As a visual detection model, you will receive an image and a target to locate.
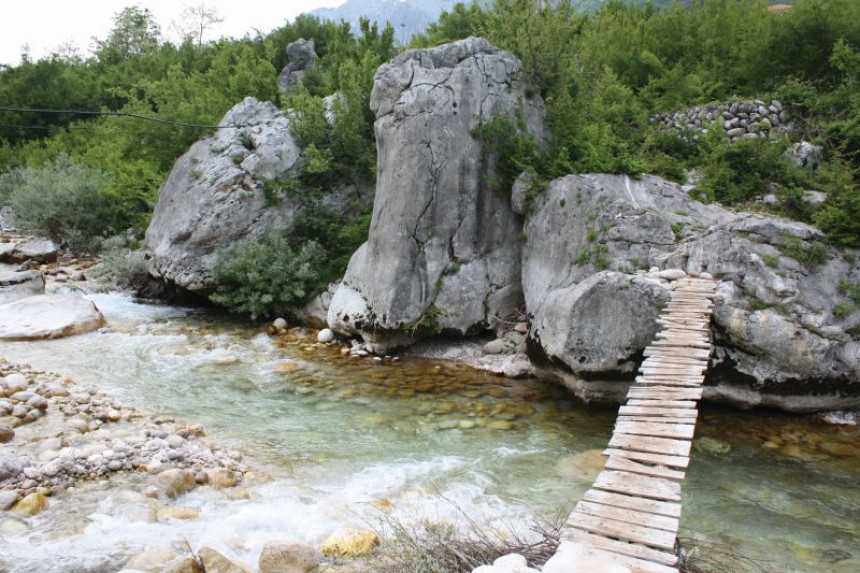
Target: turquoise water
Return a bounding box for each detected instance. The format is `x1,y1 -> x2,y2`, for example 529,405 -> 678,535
0,292 -> 857,571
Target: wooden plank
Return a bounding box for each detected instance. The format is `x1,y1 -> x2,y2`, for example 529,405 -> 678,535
562,528 -> 679,569
642,356 -> 708,370
608,433 -> 692,457
654,334 -> 710,344
618,406 -> 698,418
628,386 -> 704,400
583,487 -> 683,518
618,415 -> 696,425
640,367 -> 706,376
651,340 -> 711,350
593,470 -> 682,502
605,455 -> 686,481
634,377 -> 703,388
576,499 -> 680,533
627,399 -> 697,409
604,447 -> 689,469
615,421 -> 696,440
643,348 -> 711,359
641,358 -> 708,368
566,509 -> 678,550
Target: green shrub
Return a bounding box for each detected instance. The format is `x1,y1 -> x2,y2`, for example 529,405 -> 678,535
0,154 -> 114,251
761,254 -> 780,268
210,235 -> 326,320
833,301 -> 855,319
97,235 -> 149,287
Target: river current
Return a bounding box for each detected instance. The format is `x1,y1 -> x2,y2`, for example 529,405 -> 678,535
0,292 -> 858,572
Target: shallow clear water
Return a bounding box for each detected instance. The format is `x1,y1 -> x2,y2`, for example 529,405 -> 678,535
1,292 -> 858,572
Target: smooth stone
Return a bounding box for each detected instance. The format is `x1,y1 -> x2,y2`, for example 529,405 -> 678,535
125,548 -> 179,573
172,558 -> 205,573
320,528 -> 380,558
316,328 -> 335,343
206,468 -> 237,489
0,515 -> 30,535
273,318 -> 288,331
487,420 -> 514,431
155,469 -> 198,498
198,546 -> 251,573
0,490 -> 19,510
275,360 -> 301,373
694,436 -> 732,455
0,424 -> 13,443
12,492 -> 49,516
4,373 -> 28,392
0,294 -> 105,340
258,541 -> 322,573
157,506 -> 201,521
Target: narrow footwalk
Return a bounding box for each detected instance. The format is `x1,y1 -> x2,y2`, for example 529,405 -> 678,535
559,277 -> 717,573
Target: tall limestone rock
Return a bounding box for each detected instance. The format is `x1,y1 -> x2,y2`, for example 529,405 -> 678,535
327,37 -> 547,352
145,97 -> 369,293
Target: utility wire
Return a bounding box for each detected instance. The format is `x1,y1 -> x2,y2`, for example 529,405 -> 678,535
0,123 -> 99,131
0,105 -> 249,129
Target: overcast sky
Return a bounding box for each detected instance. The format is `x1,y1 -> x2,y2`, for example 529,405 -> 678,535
0,0 -> 347,66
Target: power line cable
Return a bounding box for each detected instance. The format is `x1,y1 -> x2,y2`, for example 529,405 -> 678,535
0,105 -> 249,129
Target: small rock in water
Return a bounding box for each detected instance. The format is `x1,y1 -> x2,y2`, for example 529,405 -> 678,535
155,469 -> 197,498
206,468 -> 237,488
3,373 -> 29,392
259,541 -> 322,573
320,528 -> 379,558
198,546 -> 250,573
156,505 -> 200,521
273,317 -> 288,331
316,328 -> 335,343
0,490 -> 19,510
12,492 -> 49,516
172,557 -> 205,573
125,547 -> 179,572
0,424 -> 13,443
694,436 -> 732,455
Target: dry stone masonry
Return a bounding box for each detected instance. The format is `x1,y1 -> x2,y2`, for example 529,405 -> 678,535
651,99 -> 789,142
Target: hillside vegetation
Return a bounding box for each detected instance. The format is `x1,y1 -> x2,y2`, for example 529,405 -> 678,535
0,1 -> 858,316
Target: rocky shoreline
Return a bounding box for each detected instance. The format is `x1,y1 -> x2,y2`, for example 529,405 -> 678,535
0,357 -> 248,509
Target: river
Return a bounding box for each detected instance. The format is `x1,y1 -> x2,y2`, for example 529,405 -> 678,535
0,292 -> 858,572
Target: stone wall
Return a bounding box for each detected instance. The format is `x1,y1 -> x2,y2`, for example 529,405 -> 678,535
651,99 -> 789,142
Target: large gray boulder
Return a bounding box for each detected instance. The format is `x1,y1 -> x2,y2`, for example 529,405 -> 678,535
0,237 -> 58,265
144,97 -> 369,293
0,294 -> 104,340
0,270 -> 45,304
523,174 -> 860,411
327,37 -> 547,352
278,38 -> 318,93
529,271 -> 672,402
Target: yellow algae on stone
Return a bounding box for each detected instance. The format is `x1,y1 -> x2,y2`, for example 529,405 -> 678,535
275,360 -> 302,373
12,492 -> 48,516
320,528 -> 380,558
157,506 -> 200,521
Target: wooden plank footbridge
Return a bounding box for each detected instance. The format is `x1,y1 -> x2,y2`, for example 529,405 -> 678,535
560,276 -> 717,572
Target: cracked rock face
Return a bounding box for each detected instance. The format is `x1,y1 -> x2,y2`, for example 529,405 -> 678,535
145,97 -> 369,294
328,37 -> 547,352
524,174 -> 860,411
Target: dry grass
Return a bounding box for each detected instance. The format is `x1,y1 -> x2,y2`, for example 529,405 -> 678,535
364,492 -> 565,573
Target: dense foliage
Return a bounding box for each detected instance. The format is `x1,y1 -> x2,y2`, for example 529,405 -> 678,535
416,0 -> 860,245
210,234 -> 327,319
1,0 -> 859,319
